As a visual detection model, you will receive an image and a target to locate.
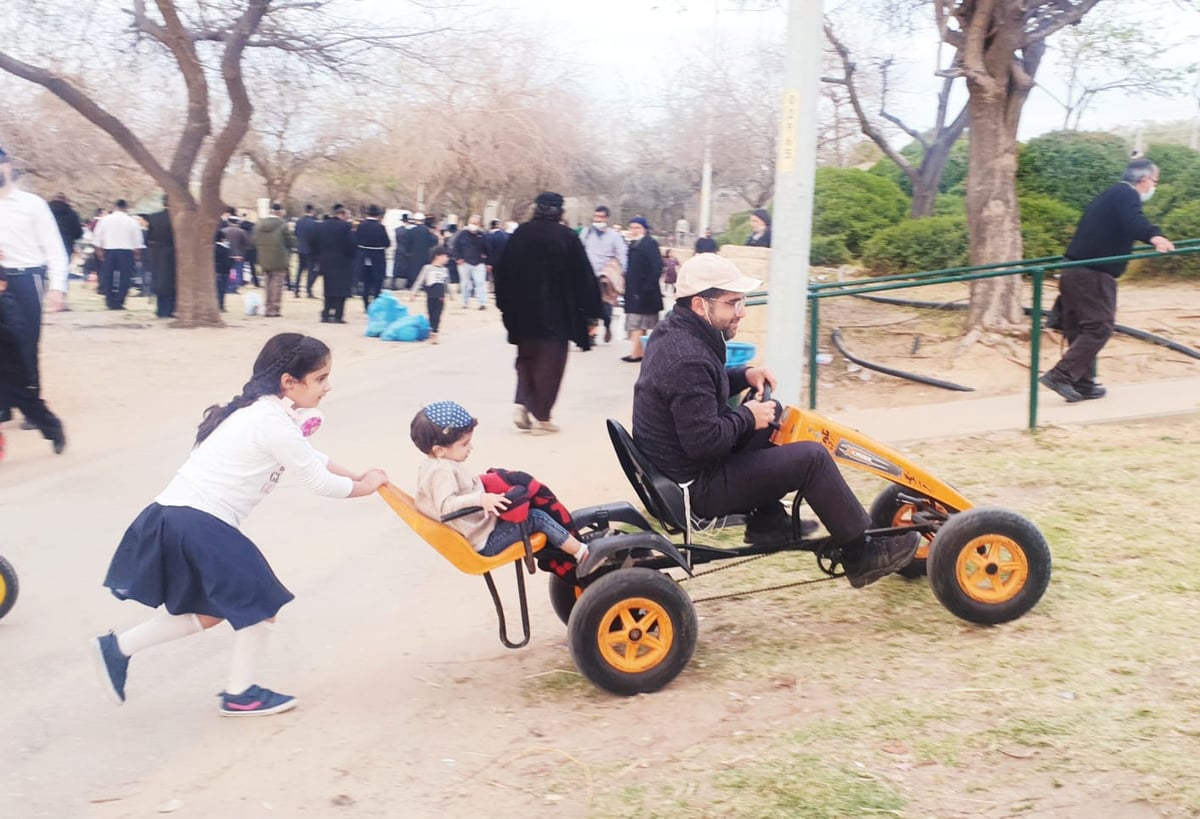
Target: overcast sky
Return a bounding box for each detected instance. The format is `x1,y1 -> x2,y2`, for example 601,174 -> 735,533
488,0 -> 1200,144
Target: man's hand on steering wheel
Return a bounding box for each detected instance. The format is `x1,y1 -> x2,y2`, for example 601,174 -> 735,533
744,398 -> 777,430
744,366 -> 777,398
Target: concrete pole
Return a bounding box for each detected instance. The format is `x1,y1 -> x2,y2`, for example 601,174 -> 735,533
764,0 -> 824,406
699,135 -> 713,232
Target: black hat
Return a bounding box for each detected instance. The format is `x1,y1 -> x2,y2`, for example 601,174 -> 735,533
751,208 -> 771,227
535,191 -> 564,209
366,204 -> 382,217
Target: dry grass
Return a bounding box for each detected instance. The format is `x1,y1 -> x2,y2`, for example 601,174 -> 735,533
584,415 -> 1200,817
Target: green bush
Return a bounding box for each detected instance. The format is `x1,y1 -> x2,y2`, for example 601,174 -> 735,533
809,235 -> 851,266
861,215 -> 969,275
1128,201 -> 1200,279
813,168 -> 908,254
1016,131 -> 1130,211
1019,194 -> 1080,259
933,194 -> 966,216
717,210 -> 754,247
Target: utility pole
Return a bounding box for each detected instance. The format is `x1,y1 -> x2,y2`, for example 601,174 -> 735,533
765,0 -> 824,406
699,134 -> 713,234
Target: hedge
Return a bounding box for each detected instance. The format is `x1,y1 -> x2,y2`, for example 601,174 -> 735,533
861,215 -> 969,275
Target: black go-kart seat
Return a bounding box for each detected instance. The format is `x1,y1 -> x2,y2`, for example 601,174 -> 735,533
606,419 -> 745,543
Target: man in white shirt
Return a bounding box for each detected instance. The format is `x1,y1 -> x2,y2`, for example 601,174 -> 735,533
0,145 -> 69,434
580,204 -> 628,344
94,198 -> 146,310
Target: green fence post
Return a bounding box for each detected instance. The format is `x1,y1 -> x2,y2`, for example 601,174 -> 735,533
1029,267 -> 1043,430
808,294 -> 820,410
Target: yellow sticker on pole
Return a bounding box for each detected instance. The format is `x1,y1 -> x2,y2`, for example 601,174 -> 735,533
778,90 -> 800,173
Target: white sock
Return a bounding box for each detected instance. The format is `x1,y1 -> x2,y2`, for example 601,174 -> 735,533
116,611 -> 203,656
575,544 -> 589,563
226,621 -> 273,696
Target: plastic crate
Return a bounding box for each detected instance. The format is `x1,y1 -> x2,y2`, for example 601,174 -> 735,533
724,341 -> 757,368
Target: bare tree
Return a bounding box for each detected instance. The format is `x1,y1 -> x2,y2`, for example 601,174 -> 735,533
823,22 -> 968,217
1036,12 -> 1192,131
0,1 -> 445,327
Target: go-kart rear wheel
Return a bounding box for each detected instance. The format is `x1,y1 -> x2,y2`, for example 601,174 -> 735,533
548,573 -> 583,626
567,568 -> 697,696
869,484 -> 932,579
927,507 -> 1050,625
0,556 -> 19,620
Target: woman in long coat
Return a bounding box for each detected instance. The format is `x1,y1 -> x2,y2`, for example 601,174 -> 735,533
621,217 -> 663,362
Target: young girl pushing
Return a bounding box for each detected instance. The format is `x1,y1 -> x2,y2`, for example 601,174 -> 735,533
410,401 -> 593,566
92,333 -> 388,717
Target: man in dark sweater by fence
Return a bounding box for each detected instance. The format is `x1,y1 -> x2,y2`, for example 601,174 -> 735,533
1040,158 -> 1174,403
631,254 -> 919,589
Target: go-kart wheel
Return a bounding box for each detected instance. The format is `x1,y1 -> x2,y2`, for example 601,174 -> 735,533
0,556 -> 19,620
869,484 -> 932,579
548,573 -> 583,626
927,507 -> 1050,625
567,568 -> 697,696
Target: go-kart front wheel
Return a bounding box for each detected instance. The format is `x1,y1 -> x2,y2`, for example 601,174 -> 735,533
567,568 -> 697,696
927,508 -> 1050,625
0,556 -> 19,620
869,484 -> 934,579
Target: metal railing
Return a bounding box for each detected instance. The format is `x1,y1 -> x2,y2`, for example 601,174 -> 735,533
746,238 -> 1200,429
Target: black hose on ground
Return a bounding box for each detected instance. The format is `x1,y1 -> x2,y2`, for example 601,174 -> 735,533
853,294 -> 1200,361
829,328 -> 975,392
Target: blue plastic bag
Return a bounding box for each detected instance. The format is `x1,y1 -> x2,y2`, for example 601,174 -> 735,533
366,292 -> 407,337
380,313 -> 431,342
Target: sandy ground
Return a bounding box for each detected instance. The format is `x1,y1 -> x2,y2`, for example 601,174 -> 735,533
2,276 -> 1198,818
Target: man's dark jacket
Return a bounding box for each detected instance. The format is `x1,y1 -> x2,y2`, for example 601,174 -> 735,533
401,225 -> 440,283
624,235 -> 664,316
311,218 -> 356,298
48,200 -> 83,253
353,218 -> 390,250
145,209 -> 176,297
693,236 -> 718,254
632,305 -> 754,484
452,228 -> 488,266
494,217 -> 602,349
294,215 -> 319,256
1065,183 -> 1161,277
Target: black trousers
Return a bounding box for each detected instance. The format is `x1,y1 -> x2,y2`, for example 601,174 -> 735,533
356,249 -> 385,309
1,385 -> 62,443
1051,266 -> 1116,383
156,291 -> 176,318
101,249 -> 136,309
1,270 -> 42,392
689,422 -> 871,545
514,338 -> 569,422
426,283 -> 445,333
322,296 -> 346,321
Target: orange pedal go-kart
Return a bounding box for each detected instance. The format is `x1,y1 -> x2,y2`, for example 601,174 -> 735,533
381,397 -> 1051,697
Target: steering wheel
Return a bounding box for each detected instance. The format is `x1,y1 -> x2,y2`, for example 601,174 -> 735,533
739,383 -> 779,430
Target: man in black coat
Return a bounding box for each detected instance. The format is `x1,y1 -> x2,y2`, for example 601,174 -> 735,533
402,214 -> 440,290
485,219 -> 509,278
311,204 -> 356,323
494,192 -> 602,435
144,196 -> 176,319
353,204 -> 390,310
48,193 -> 83,262
293,204 -> 319,297
1040,158 -> 1174,403
390,213 -> 412,290
693,228 -> 718,254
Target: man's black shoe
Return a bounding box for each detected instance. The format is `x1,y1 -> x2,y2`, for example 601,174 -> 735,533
51,425 -> 66,455
844,532 -> 920,589
1039,370 -> 1082,403
1074,379 -> 1106,400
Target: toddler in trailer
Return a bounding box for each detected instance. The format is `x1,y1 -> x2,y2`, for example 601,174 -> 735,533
409,246 -> 451,344
92,333 -> 389,717
410,401 -> 594,569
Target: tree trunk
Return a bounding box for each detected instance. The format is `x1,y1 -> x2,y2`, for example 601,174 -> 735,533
171,206 -> 222,328
910,182 -> 939,218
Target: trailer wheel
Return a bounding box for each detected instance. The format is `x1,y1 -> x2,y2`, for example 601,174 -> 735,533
548,573 -> 583,626
0,556 -> 19,620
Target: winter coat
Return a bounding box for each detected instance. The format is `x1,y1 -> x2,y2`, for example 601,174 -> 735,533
144,209 -> 176,296
253,215 -> 295,272
493,217 -> 602,349
311,218 -> 356,298
623,236 -> 664,316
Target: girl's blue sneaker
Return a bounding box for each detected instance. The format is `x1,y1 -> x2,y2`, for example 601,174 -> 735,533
218,685 -> 297,717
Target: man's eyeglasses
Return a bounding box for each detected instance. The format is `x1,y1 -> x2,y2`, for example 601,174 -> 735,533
705,296 -> 747,312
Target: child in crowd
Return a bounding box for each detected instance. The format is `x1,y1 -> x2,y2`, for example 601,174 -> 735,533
409,246 -> 450,344
410,401 -> 593,567
0,269 -> 66,455
92,333 -> 388,717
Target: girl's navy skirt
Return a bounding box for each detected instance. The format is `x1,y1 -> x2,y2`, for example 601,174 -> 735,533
104,503 -> 294,629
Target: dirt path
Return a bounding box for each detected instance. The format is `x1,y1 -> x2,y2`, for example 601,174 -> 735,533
2,280 -> 1198,817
